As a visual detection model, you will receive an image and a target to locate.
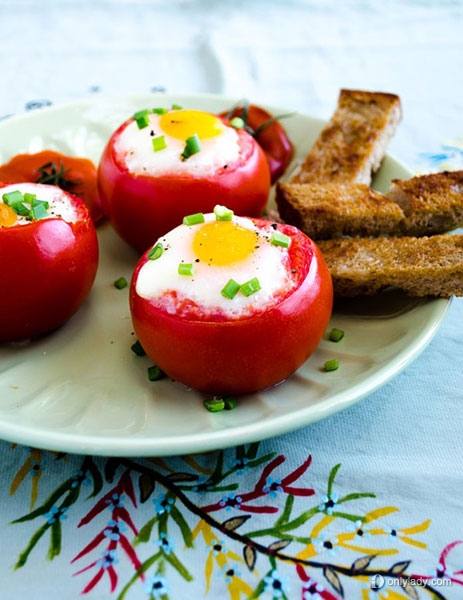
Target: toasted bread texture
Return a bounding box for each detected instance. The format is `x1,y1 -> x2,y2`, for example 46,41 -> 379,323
318,234 -> 463,297
276,182 -> 405,239
277,171 -> 463,239
291,89 -> 402,185
387,170 -> 463,235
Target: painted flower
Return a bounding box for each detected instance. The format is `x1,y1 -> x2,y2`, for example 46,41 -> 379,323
71,469 -> 91,488
96,549 -> 119,570
263,569 -> 289,599
155,532 -> 175,555
230,457 -> 249,474
191,475 -> 210,495
303,580 -> 325,599
385,523 -> 404,542
44,506 -> 68,525
105,492 -> 124,509
419,141 -> 463,170
221,563 -> 241,584
313,533 -> 339,556
219,493 -> 243,511
103,519 -> 127,541
346,519 -> 371,539
207,538 -> 227,557
29,460 -> 45,477
145,574 -> 170,599
263,477 -> 283,498
153,493 -> 174,515
318,492 -> 339,515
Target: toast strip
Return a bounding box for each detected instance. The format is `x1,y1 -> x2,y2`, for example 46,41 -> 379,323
318,234 -> 463,297
276,182 -> 404,239
291,89 -> 402,185
387,170 -> 463,235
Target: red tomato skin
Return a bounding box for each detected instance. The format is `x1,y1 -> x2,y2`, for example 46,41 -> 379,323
130,225 -> 333,396
97,118 -> 271,254
0,150 -> 104,225
0,187 -> 99,343
220,104 -> 294,184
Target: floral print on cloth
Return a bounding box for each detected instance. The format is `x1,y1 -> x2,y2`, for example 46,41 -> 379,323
8,444 -> 463,600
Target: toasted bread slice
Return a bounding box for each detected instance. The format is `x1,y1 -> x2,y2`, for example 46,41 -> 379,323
318,234 -> 463,297
291,89 -> 402,185
387,170 -> 463,235
276,182 -> 404,239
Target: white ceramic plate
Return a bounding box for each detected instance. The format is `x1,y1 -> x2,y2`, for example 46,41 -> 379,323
0,93 -> 450,457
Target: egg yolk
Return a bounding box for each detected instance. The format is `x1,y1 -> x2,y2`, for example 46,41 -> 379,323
159,109 -> 224,141
193,221 -> 258,266
0,203 -> 17,228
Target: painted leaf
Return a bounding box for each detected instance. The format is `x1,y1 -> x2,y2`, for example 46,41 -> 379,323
222,515 -> 252,531
401,579 -> 420,600
351,554 -> 376,573
268,539 -> 291,552
390,560 -> 411,575
323,565 -> 344,597
167,472 -> 199,482
243,545 -> 257,571
138,472 -> 155,503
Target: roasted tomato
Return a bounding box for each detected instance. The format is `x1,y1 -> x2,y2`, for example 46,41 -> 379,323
98,107 -> 271,254
130,207 -> 333,396
0,149 -> 103,224
0,182 -> 99,342
219,102 -> 294,184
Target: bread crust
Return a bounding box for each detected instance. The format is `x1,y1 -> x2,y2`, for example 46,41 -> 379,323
318,234 -> 463,297
276,182 -> 404,239
291,89 -> 402,185
387,170 -> 463,235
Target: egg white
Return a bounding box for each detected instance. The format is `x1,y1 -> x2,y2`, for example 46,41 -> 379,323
135,213 -> 297,318
0,182 -> 78,225
115,112 -> 241,177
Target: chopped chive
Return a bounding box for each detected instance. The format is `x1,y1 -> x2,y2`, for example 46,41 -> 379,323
133,109 -> 150,129
23,192 -> 37,203
324,359 -> 339,372
30,200 -> 49,220
131,340 -> 146,356
2,190 -> 23,205
3,190 -> 49,220
181,133 -> 201,159
221,278 -> 241,299
114,277 -> 128,289
152,107 -> 168,115
204,398 -> 225,412
329,328 -> 344,342
223,396 -> 237,410
183,212 -> 205,226
214,205 -> 234,221
148,365 -> 165,381
148,242 -> 164,260
171,103 -> 183,110
240,277 -> 261,297
271,230 -> 291,248
152,135 -> 167,152
178,263 -> 194,276
229,116 -> 245,130
13,202 -> 30,216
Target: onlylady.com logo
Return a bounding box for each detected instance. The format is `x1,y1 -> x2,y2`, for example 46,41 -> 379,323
371,573 -> 452,590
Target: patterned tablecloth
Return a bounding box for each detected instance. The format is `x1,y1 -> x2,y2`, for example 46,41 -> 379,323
1,1 -> 463,599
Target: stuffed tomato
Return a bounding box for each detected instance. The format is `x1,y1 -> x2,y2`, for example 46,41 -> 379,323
130,206 -> 333,395
0,182 -> 99,342
98,107 -> 271,254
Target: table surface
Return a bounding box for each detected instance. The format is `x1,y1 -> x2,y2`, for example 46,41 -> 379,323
1,1 -> 463,599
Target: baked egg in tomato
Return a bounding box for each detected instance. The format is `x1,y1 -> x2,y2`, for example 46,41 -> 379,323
130,206 -> 333,395
0,182 -> 99,342
98,107 -> 271,253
